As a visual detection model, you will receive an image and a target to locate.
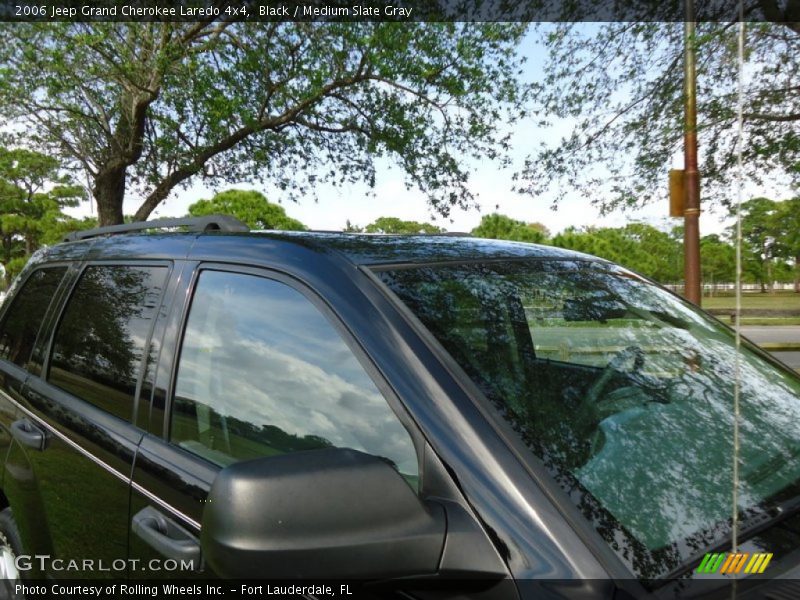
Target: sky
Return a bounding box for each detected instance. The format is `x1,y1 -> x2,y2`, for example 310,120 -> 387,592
61,26 -> 792,237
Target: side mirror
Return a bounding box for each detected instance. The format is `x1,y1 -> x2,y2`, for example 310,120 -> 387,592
201,447 -> 446,579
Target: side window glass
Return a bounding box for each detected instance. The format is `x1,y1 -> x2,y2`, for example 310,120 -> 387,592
49,265 -> 168,422
0,267 -> 66,368
171,270 -> 419,488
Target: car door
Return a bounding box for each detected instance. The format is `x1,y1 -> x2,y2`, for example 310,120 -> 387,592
0,265 -> 72,569
128,264 -> 422,579
5,261 -> 171,579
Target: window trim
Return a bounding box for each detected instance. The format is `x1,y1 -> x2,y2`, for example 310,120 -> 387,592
42,260 -> 174,425
163,262 -> 425,483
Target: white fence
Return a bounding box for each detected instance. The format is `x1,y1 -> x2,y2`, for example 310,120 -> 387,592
665,282 -> 797,293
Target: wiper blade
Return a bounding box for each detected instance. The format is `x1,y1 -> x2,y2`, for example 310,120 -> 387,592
659,497 -> 800,583
744,444 -> 800,487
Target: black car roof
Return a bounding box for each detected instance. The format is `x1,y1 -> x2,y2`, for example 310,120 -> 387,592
252,231 -> 599,265
37,229 -> 603,268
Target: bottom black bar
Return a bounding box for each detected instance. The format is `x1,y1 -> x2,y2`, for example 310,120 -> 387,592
4,578 -> 800,600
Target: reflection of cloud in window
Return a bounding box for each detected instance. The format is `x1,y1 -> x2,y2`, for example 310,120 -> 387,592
176,326 -> 416,472
221,287 -> 368,383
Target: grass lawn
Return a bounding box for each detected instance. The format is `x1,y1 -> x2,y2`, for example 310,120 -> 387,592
738,317 -> 800,326
702,291 -> 800,311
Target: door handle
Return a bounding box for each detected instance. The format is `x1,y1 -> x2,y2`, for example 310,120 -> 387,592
132,506 -> 201,568
10,419 -> 47,451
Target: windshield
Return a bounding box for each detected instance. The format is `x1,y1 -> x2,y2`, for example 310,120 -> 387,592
378,259 -> 800,580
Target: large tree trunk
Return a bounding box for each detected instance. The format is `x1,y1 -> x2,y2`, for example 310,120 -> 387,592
92,86 -> 156,226
767,259 -> 774,294
93,166 -> 127,226
2,235 -> 11,268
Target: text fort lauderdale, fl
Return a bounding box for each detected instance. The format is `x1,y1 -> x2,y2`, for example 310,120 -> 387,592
17,583 -> 353,596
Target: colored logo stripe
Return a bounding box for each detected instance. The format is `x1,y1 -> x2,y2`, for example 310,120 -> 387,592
697,553 -> 726,573
697,552 -> 773,574
744,553 -> 773,574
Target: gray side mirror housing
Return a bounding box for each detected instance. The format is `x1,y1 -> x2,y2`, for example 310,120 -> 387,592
201,447 -> 446,579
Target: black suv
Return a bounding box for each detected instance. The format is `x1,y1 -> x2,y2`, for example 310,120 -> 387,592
1,216 -> 800,599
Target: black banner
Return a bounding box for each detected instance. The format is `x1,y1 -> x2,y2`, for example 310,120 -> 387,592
1,0 -> 799,23
5,577 -> 800,600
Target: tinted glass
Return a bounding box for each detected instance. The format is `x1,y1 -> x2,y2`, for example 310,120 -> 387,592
49,265 -> 168,422
379,260 -> 800,580
171,270 -> 418,487
0,267 -> 66,368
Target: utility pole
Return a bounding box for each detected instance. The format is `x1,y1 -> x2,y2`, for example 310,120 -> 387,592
683,0 -> 701,305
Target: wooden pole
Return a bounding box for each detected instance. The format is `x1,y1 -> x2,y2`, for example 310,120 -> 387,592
683,3 -> 702,305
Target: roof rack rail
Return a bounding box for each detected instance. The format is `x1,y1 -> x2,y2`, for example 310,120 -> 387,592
62,214 -> 250,242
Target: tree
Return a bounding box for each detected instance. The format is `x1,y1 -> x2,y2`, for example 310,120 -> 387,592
773,197 -> 800,292
551,223 -> 682,283
551,226 -> 640,270
732,197 -> 783,292
621,223 -> 683,283
699,234 -> 735,293
0,22 -> 530,226
187,189 -> 306,231
359,216 -> 443,234
343,219 -> 363,233
0,148 -> 85,283
520,19 -> 799,213
471,213 -> 550,243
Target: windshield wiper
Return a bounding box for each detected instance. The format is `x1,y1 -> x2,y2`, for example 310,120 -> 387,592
659,496 -> 800,583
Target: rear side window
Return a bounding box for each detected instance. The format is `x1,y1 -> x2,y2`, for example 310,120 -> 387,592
170,270 -> 419,487
48,265 -> 168,422
0,267 -> 66,368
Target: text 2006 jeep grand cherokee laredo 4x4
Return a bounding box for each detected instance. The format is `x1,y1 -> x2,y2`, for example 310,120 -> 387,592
0,215 -> 800,600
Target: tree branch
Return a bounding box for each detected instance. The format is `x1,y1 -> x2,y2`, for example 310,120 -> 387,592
133,69 -> 373,220
744,111 -> 800,122
293,116 -> 368,135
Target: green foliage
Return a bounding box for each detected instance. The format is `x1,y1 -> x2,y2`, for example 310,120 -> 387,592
548,223 -> 684,282
360,216 -> 444,234
538,198 -> 798,287
732,197 -> 777,290
522,21 -> 799,213
470,213 -> 550,243
700,234 -> 736,284
3,256 -> 29,285
187,189 -> 306,231
0,147 -> 86,285
774,197 -> 800,258
730,197 -> 799,290
774,197 -> 800,290
0,22 -> 530,225
42,215 -> 98,246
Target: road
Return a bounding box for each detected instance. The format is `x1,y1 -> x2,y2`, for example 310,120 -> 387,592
740,326 -> 800,345
741,326 -> 800,370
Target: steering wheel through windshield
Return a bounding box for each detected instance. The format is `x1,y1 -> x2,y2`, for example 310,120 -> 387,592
584,345 -> 646,407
